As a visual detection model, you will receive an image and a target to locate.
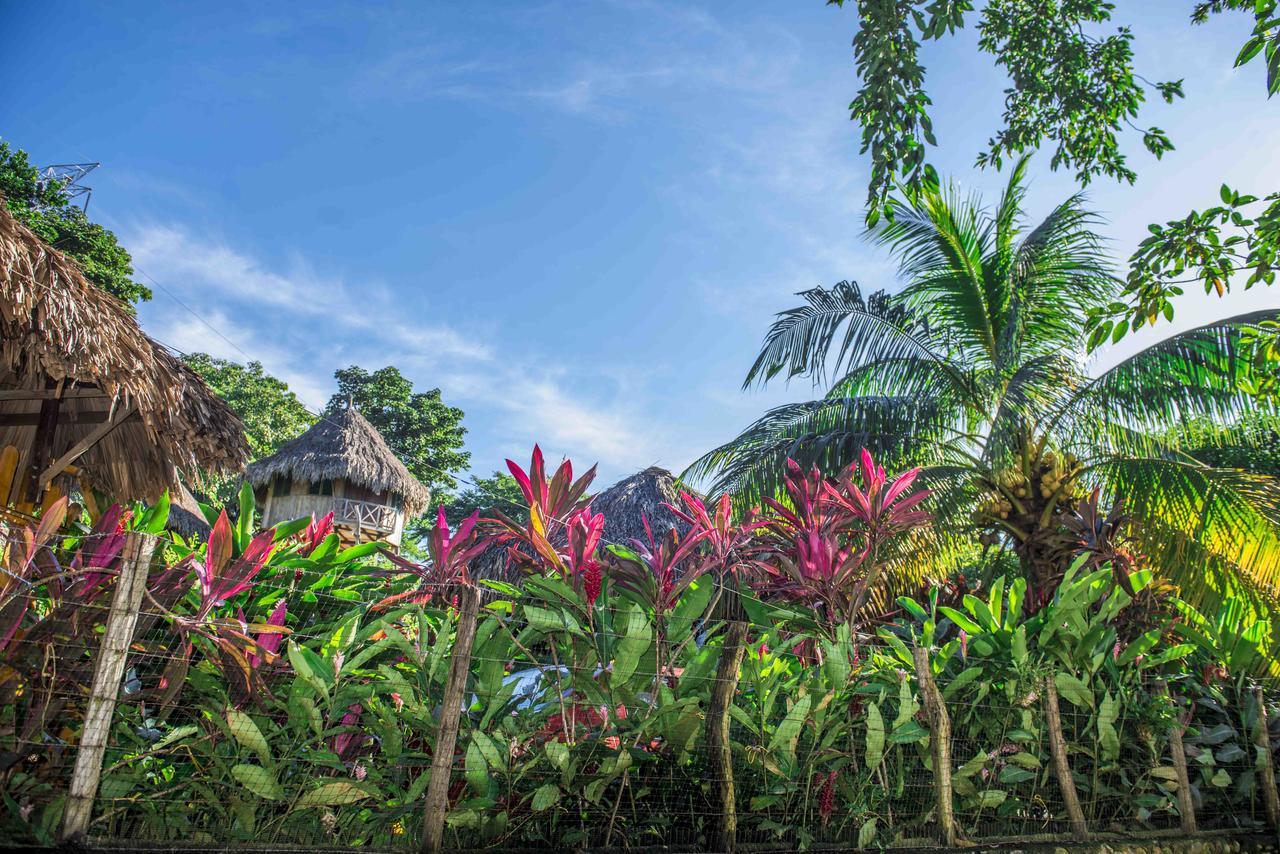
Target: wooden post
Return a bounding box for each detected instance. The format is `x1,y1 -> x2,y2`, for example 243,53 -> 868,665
1254,687 -> 1279,832
420,586 -> 480,854
1043,677 -> 1089,841
25,379 -> 63,504
706,618 -> 748,853
1157,680 -> 1197,833
61,533 -> 156,841
912,647 -> 956,847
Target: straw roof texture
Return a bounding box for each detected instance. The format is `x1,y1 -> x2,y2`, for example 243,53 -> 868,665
472,466 -> 694,584
0,200 -> 249,502
245,406 -> 431,517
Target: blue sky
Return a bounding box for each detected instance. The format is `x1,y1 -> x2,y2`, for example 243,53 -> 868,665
4,1 -> 1278,491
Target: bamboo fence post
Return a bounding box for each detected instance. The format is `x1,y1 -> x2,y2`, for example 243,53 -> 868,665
1254,687 -> 1279,833
912,647 -> 956,847
420,585 -> 480,854
706,617 -> 748,854
61,533 -> 156,842
1043,677 -> 1089,842
1156,680 -> 1197,834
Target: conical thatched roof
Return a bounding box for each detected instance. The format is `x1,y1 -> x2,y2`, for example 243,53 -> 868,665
592,466 -> 694,545
471,466 -> 695,583
0,199 -> 249,502
245,405 -> 430,517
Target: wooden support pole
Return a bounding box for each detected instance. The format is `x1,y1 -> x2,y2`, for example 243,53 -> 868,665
60,533 -> 156,842
1254,687 -> 1279,832
1157,680 -> 1197,834
420,586 -> 480,854
37,404 -> 137,491
1043,677 -> 1089,842
25,379 -> 63,503
912,647 -> 956,847
706,618 -> 748,854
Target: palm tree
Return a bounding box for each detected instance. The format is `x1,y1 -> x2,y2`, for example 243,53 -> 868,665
688,159 -> 1280,624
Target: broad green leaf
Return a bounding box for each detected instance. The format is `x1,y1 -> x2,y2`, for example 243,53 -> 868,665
941,666 -> 983,700
287,640 -> 333,699
865,702 -> 885,768
523,604 -> 583,637
226,709 -> 271,764
1098,691 -> 1120,763
293,781 -> 371,808
1054,672 -> 1095,710
471,730 -> 507,773
231,764 -> 281,801
939,606 -> 983,635
611,604 -> 651,687
769,694 -> 811,762
152,725 -> 199,750
858,817 -> 877,848
531,783 -> 561,811
975,789 -> 1007,808
545,740 -> 569,772
1116,628 -> 1162,667
466,740 -> 488,795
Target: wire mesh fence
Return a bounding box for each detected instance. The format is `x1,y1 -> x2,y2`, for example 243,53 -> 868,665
1,521 -> 1278,851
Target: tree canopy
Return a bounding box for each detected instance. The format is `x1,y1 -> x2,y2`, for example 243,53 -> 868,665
184,354 -> 315,460
326,365 -> 469,499
0,141 -> 150,305
690,161 -> 1280,627
828,0 -> 1280,348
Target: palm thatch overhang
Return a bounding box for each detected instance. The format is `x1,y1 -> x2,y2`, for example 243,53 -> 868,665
472,466 -> 697,585
0,199 -> 249,506
244,406 -> 431,517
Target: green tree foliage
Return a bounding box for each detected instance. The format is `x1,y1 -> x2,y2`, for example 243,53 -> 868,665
326,365 -> 469,499
0,141 -> 150,305
184,354 -> 315,459
827,1 -> 1278,333
442,471 -> 527,526
183,354 -> 315,504
689,160 -> 1280,618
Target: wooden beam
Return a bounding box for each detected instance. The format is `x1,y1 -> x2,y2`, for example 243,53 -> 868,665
26,380 -> 63,502
0,388 -> 110,401
37,404 -> 138,491
0,410 -> 139,428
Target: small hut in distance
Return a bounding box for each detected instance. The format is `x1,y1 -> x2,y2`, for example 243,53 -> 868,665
245,402 -> 430,547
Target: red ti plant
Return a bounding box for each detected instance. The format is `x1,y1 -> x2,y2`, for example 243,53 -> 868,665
150,511 -> 284,709
610,515 -> 712,618
754,450 -> 930,630
297,510 -> 335,557
667,491 -> 768,579
567,507 -> 606,608
373,506 -> 487,611
489,445 -> 598,577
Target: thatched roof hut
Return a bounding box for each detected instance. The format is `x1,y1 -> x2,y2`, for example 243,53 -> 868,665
472,466 -> 695,583
245,404 -> 429,546
245,405 -> 430,516
0,200 -> 249,506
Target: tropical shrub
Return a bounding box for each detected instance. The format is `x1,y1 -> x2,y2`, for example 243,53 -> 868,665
0,451 -> 1276,849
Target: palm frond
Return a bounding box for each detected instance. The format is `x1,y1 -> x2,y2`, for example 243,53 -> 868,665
743,280 -> 941,389
1091,455 -> 1280,605
683,395 -> 956,504
1064,310 -> 1280,435
874,183 -> 999,362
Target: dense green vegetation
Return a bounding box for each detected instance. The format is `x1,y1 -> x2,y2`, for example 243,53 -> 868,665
690,160 -> 1280,652
0,141 -> 149,305
1,449 -> 1275,848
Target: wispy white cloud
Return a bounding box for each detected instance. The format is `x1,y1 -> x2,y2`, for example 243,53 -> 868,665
129,223 -> 661,478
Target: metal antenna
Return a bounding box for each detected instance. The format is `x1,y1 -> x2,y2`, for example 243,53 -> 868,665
35,163 -> 101,212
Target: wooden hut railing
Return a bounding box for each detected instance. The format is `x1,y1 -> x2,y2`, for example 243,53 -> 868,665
265,494 -> 399,533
